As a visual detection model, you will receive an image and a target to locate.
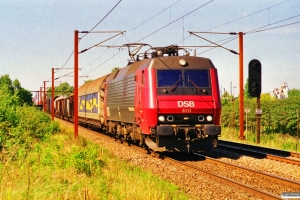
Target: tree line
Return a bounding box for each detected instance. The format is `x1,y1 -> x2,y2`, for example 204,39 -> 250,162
221,81 -> 300,136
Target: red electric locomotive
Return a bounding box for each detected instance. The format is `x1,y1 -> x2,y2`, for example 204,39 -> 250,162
77,44 -> 221,152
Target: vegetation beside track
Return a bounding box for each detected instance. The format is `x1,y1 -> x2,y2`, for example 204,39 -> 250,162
1,127 -> 189,199
1,74 -> 299,198
0,74 -> 189,200
221,88 -> 300,152
220,127 -> 299,152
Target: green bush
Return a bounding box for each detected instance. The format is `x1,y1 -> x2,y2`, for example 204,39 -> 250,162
0,75 -> 60,161
67,144 -> 105,176
221,95 -> 300,136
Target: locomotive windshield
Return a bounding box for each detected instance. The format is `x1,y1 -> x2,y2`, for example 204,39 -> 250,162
157,69 -> 210,95
157,70 -> 209,88
157,70 -> 183,87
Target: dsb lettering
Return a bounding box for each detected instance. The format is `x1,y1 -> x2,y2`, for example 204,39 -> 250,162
177,101 -> 195,107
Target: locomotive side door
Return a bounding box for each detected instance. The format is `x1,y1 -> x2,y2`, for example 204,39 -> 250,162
134,70 -> 145,128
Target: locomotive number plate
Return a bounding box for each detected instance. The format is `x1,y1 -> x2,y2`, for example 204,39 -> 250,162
182,109 -> 192,113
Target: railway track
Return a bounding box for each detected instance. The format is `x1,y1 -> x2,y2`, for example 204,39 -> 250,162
218,140 -> 300,166
160,155 -> 283,200
139,149 -> 300,199
55,118 -> 299,199
159,151 -> 300,199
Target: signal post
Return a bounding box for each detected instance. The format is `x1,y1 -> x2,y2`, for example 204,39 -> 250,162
248,59 -> 262,144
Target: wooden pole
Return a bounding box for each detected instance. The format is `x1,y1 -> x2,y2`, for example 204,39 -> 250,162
256,97 -> 261,144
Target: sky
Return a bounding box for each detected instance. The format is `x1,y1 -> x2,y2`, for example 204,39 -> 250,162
1,0 -> 300,98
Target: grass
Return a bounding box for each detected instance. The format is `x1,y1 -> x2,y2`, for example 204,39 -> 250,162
0,126 -> 192,200
220,127 -> 300,152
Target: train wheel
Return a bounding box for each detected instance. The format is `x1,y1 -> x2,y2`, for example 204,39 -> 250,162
119,136 -> 123,144
124,135 -> 131,146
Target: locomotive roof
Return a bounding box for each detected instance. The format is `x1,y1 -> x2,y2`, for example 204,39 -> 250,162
107,55 -> 215,83
78,45 -> 216,95
148,56 -> 215,70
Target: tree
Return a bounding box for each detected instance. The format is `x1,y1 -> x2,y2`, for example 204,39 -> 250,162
111,67 -> 120,72
83,80 -> 93,85
0,75 -> 32,106
0,74 -> 14,95
46,82 -> 74,97
221,90 -> 233,106
244,78 -> 252,99
288,88 -> 300,98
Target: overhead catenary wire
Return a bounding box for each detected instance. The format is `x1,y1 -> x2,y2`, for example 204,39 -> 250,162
246,14 -> 300,34
46,0 -> 122,83
83,0 -> 295,78
58,51 -> 74,71
204,0 -> 291,31
189,31 -> 238,54
127,0 -> 181,33
82,0 -> 183,74
82,33 -> 127,71
50,0 -> 297,85
192,1 -> 299,55
128,0 -> 181,42
196,36 -> 238,55
194,16 -> 300,55
80,0 -> 123,40
198,14 -> 300,54
175,0 -> 292,48
82,0 -> 214,77
79,31 -> 126,54
54,71 -> 74,80
137,0 -> 214,42
85,50 -> 123,75
247,21 -> 300,34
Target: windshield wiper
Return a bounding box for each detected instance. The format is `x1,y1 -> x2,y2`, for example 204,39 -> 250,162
189,79 -> 206,93
169,79 -> 180,92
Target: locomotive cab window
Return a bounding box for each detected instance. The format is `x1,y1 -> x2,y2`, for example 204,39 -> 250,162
184,70 -> 209,88
157,69 -> 211,95
157,70 -> 182,87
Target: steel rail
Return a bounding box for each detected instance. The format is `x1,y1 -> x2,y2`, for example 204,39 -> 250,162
218,142 -> 300,166
161,154 -> 281,200
194,153 -> 300,191
219,140 -> 300,158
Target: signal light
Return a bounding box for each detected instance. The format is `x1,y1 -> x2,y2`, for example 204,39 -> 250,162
248,59 -> 261,97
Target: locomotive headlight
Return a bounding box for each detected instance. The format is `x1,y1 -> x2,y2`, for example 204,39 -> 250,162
198,115 -> 205,122
158,116 -> 165,122
206,115 -> 213,122
167,115 -> 174,122
157,50 -> 163,57
179,59 -> 186,66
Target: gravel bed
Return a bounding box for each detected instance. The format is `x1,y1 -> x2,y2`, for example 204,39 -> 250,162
187,156 -> 299,197
206,148 -> 300,182
56,119 -> 260,199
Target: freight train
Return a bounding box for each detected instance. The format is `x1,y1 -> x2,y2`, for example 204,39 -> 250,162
51,44 -> 222,152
